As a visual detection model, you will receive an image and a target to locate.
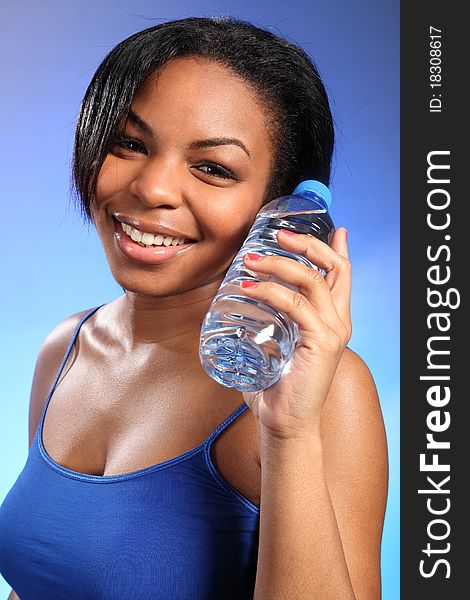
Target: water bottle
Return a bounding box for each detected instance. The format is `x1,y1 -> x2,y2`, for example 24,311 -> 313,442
199,180 -> 334,393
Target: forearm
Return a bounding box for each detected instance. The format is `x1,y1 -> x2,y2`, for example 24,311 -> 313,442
253,433 -> 356,600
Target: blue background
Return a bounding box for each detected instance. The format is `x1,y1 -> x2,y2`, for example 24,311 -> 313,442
0,0 -> 399,597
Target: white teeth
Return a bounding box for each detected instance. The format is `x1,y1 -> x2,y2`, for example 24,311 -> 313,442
141,232 -> 155,245
130,229 -> 143,243
120,221 -> 187,246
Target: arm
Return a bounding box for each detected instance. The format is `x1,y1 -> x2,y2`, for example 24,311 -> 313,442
27,309 -> 92,446
4,311 -> 91,600
241,227 -> 388,599
254,348 -> 388,600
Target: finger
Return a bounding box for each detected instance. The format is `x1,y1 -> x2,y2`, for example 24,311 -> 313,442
242,252 -> 340,326
239,279 -> 345,350
330,227 -> 349,260
324,227 -> 351,326
276,229 -> 352,327
276,229 -> 349,276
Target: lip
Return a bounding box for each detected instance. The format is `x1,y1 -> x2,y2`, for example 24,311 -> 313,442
113,217 -> 197,265
113,213 -> 197,240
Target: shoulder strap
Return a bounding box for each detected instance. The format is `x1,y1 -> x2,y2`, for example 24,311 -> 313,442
44,305 -> 104,406
206,402 -> 249,446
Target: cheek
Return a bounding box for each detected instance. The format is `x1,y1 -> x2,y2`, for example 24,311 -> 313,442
201,202 -> 258,243
95,155 -> 129,203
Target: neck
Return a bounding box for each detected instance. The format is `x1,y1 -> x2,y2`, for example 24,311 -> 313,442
114,278 -> 224,351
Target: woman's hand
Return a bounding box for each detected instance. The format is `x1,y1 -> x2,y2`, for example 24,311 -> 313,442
241,227 -> 352,441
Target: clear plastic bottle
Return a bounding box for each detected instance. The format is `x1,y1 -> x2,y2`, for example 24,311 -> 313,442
199,180 -> 334,393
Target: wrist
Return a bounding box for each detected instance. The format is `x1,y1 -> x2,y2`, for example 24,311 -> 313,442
258,426 -> 324,465
256,416 -> 323,446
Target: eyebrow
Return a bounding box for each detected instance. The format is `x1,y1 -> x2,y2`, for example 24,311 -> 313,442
126,109 -> 251,158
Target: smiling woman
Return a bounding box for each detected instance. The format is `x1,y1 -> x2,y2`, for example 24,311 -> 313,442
92,55 -> 276,280
0,15 -> 387,600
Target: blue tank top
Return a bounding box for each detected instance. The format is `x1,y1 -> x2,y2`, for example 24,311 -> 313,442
0,305 -> 260,599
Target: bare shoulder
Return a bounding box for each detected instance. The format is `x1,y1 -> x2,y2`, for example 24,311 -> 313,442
321,346 -> 388,482
28,307 -> 96,447
321,346 -> 386,441
320,346 -> 388,598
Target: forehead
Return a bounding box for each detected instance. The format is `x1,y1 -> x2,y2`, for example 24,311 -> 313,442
130,56 -> 270,149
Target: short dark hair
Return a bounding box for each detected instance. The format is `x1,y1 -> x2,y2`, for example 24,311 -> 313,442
70,15 -> 334,224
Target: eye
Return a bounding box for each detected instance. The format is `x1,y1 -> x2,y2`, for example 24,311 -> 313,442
111,135 -> 147,154
194,162 -> 237,180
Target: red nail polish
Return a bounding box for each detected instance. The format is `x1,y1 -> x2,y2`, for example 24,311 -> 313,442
241,280 -> 258,288
246,252 -> 263,261
279,229 -> 296,236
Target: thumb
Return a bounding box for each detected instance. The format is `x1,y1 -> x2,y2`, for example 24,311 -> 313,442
330,226 -> 349,260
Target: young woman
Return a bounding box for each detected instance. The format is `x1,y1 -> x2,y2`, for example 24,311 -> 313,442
0,16 -> 388,600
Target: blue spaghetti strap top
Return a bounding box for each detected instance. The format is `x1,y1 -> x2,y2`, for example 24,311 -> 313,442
0,305 -> 260,600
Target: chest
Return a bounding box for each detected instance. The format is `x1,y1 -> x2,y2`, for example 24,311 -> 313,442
41,350 -> 261,508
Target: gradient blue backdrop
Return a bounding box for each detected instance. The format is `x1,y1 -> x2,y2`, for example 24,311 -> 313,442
0,1 -> 399,597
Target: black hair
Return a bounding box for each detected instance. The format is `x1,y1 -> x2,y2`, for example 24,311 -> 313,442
70,15 -> 334,224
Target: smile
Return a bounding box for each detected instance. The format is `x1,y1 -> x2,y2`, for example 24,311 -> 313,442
119,221 -> 189,247
113,218 -> 197,265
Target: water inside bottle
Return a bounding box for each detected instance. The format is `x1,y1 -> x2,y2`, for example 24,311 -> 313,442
199,206 -> 334,392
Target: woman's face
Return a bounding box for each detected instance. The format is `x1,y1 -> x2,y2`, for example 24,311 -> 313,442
92,56 -> 274,298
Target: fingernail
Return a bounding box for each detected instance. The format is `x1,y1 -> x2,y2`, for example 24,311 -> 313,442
345,228 -> 348,240
246,252 -> 264,261
241,280 -> 258,288
279,229 -> 296,236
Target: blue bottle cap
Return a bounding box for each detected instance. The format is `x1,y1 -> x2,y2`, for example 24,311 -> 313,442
292,180 -> 332,209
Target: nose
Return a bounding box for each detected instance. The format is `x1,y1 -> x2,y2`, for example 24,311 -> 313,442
128,156 -> 183,209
